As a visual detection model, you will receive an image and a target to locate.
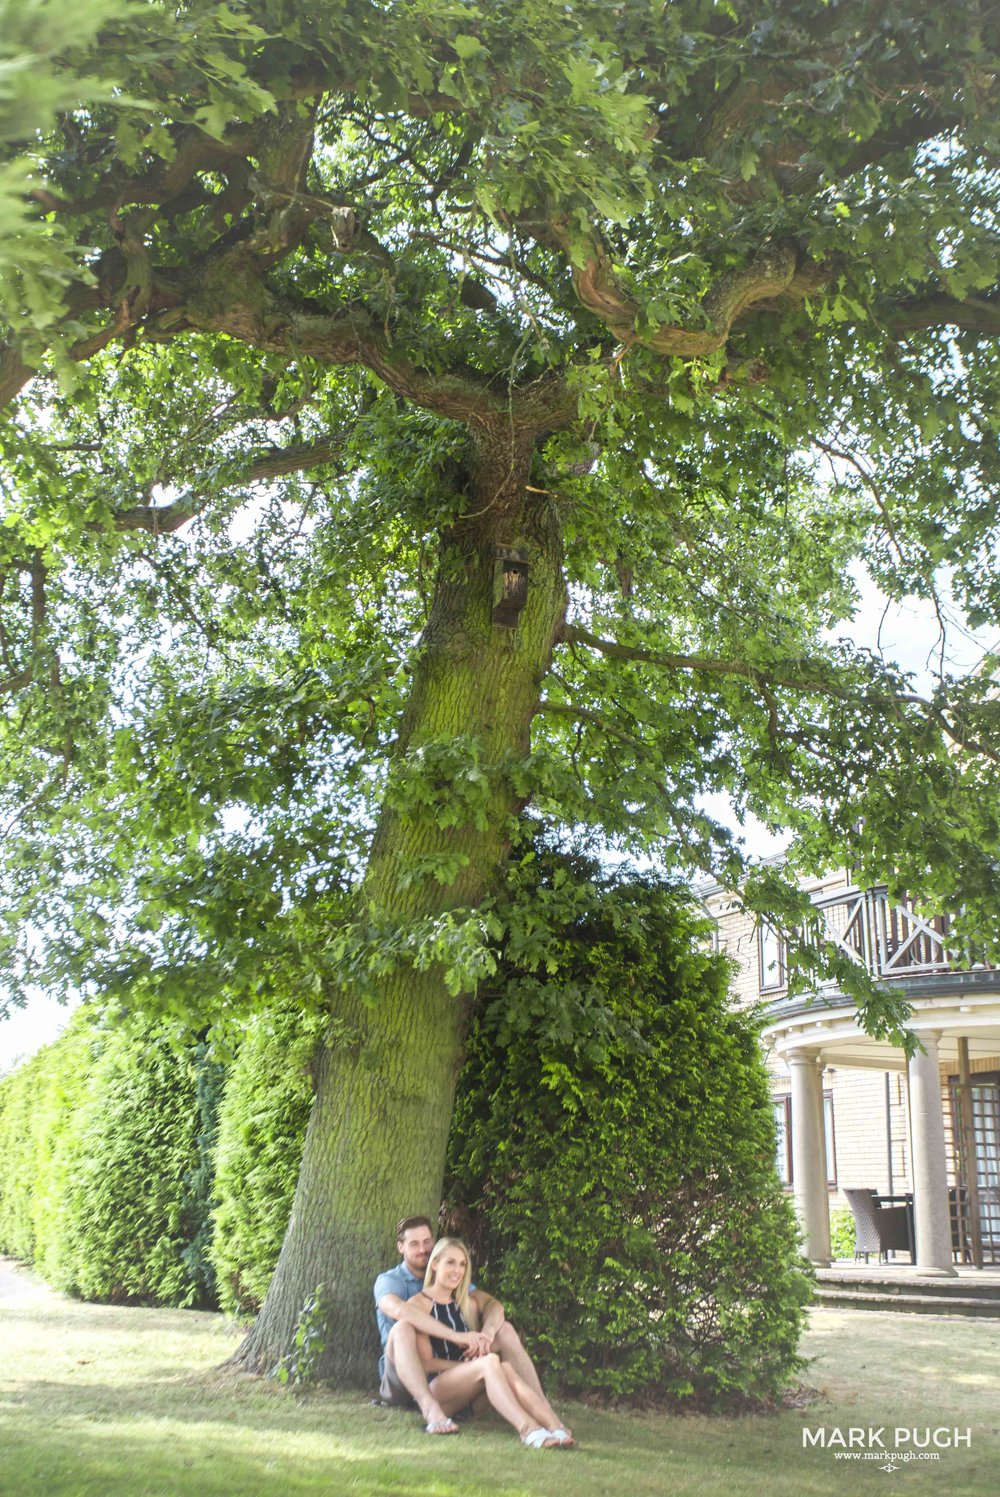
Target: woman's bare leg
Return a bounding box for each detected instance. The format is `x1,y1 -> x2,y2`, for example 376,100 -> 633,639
431,1355 -> 557,1444
479,1356 -> 560,1444
425,1359 -> 491,1417
500,1363 -> 569,1436
491,1324 -> 572,1437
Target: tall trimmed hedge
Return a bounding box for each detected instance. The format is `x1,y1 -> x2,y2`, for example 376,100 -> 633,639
0,1013 -> 95,1271
63,1024 -> 223,1305
0,1001 -> 318,1318
209,1003 -> 321,1315
0,1011 -> 221,1307
445,854 -> 811,1406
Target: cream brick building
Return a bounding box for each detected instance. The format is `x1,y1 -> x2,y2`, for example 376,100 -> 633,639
698,867 -> 1000,1273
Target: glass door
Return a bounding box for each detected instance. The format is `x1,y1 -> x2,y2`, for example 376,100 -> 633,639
970,1078 -> 1000,1265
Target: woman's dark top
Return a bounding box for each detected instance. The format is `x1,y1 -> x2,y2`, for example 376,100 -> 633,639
428,1298 -> 468,1363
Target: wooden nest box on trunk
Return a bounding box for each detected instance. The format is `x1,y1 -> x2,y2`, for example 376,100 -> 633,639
492,547 -> 530,627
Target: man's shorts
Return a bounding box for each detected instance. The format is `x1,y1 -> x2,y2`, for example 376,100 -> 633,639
378,1349 -> 416,1408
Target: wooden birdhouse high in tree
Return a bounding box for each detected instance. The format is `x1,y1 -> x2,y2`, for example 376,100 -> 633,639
492,547 -> 530,627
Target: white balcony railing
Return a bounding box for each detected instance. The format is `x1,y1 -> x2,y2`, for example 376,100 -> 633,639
808,885 -> 992,983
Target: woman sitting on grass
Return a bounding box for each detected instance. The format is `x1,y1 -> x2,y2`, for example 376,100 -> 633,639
414,1237 -> 574,1449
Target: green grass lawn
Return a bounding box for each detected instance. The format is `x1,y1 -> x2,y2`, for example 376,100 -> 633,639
1,1259 -> 997,1497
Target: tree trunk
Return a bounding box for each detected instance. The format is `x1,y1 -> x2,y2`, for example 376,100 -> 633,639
231,431 -> 566,1383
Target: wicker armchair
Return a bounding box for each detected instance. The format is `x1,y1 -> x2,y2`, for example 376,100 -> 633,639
844,1188 -> 913,1263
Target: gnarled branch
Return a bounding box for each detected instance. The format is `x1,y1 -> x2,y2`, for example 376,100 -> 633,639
167,249 -> 578,433
548,224 -> 819,355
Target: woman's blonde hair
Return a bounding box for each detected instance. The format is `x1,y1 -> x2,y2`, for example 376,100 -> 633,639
423,1236 -> 478,1329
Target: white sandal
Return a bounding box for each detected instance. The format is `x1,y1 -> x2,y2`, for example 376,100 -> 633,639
521,1427 -> 556,1449
425,1417 -> 459,1435
547,1427 -> 576,1447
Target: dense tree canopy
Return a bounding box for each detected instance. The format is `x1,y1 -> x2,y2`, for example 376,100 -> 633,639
1,0 -> 999,1380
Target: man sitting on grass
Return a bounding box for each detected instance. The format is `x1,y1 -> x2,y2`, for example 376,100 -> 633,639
373,1215 -> 561,1436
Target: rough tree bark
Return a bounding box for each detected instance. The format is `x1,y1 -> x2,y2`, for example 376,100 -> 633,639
231,425 -> 567,1382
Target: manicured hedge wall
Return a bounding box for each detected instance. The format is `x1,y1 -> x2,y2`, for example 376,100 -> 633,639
209,1003 -> 321,1315
0,1011 -> 222,1307
0,1013 -> 95,1272
0,1002 -> 318,1318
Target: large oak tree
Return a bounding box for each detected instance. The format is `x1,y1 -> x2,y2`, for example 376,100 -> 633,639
1,0 -> 999,1381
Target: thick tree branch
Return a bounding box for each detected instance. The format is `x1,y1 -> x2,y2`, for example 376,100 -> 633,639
38,127 -> 255,221
163,251 -> 578,433
4,235 -> 578,434
548,225 -> 824,355
1,272 -> 117,407
563,626 -> 1000,764
0,666 -> 33,696
110,436 -> 348,534
563,620 -> 934,711
693,72 -> 953,195
884,295 -> 1000,337
0,343 -> 36,409
826,108 -> 953,185
562,623 -> 833,687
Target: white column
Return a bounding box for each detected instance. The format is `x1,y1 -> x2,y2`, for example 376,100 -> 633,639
908,1031 -> 956,1277
788,1050 -> 831,1266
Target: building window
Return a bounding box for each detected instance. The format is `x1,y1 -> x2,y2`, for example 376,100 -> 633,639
823,1090 -> 837,1185
773,1096 -> 792,1183
773,1091 -> 837,1186
759,923 -> 786,991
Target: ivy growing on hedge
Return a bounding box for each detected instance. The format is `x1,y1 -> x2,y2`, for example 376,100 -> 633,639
445,848 -> 812,1406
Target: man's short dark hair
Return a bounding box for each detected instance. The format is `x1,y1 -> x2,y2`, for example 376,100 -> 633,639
396,1215 -> 433,1241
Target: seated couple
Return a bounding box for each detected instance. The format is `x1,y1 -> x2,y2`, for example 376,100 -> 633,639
374,1215 -> 574,1449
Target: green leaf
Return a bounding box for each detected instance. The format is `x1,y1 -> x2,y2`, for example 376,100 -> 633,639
453,34 -> 483,59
